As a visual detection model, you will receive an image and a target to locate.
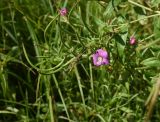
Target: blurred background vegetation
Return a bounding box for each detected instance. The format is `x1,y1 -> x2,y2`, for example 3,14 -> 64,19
0,0 -> 160,121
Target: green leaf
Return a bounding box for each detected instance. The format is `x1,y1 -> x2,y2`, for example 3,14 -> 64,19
120,107 -> 133,113
141,57 -> 160,67
114,34 -> 125,45
153,16 -> 160,38
133,6 -> 146,15
151,0 -> 160,7
79,1 -> 98,35
103,0 -> 122,17
114,34 -> 127,57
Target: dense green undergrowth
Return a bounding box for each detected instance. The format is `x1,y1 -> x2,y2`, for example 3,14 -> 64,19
0,0 -> 160,121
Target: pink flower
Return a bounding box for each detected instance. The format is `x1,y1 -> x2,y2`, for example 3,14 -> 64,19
60,8 -> 67,16
130,36 -> 136,45
92,49 -> 109,66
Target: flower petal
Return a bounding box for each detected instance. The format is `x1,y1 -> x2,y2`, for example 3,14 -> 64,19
92,49 -> 110,66
96,49 -> 108,58
102,58 -> 109,65
60,8 -> 67,16
130,36 -> 136,45
92,53 -> 98,66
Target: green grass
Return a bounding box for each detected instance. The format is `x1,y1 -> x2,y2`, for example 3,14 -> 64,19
0,0 -> 160,121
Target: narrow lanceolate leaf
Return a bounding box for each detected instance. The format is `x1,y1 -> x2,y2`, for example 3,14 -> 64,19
141,57 -> 160,67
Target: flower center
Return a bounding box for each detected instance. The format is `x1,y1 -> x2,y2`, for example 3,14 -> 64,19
97,56 -> 103,65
